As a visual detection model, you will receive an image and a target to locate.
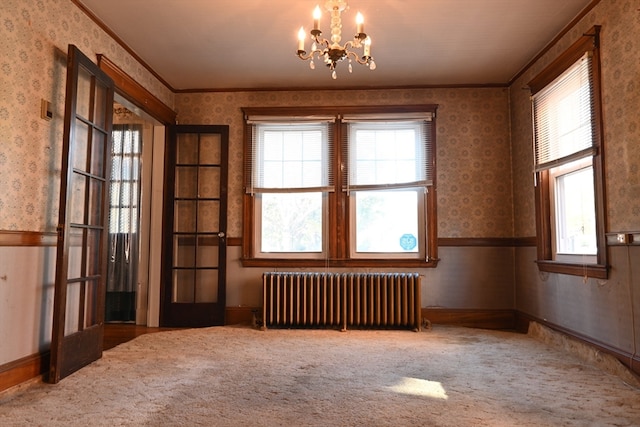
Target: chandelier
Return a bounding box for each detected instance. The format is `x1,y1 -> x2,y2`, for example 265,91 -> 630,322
296,0 -> 376,79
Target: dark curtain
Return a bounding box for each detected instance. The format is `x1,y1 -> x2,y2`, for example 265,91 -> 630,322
106,124 -> 142,322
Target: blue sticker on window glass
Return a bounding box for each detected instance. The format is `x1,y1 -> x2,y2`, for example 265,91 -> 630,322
399,234 -> 417,250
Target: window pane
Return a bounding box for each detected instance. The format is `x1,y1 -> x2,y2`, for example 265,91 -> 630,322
354,190 -> 419,253
554,165 -> 596,255
533,53 -> 594,169
261,192 -> 322,252
258,125 -> 326,189
350,123 -> 424,186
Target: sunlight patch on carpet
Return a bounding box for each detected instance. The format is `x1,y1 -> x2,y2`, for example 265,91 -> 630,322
389,377 -> 448,400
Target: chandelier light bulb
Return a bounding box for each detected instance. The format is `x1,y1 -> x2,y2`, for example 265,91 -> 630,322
313,5 -> 322,30
356,12 -> 364,34
298,27 -> 306,51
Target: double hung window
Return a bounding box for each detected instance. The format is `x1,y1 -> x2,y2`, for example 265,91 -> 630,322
247,119 -> 333,258
242,106 -> 437,267
528,26 -> 607,278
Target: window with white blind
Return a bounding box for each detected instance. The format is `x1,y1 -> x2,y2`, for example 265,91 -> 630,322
528,25 -> 607,278
345,119 -> 432,258
248,121 -> 333,257
242,106 -> 438,267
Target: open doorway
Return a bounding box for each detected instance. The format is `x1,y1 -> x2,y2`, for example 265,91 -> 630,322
106,94 -> 163,325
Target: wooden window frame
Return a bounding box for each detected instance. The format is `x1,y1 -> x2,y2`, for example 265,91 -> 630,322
528,25 -> 608,279
241,105 -> 439,268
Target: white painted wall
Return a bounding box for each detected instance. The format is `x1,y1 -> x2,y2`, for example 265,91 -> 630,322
0,246 -> 56,365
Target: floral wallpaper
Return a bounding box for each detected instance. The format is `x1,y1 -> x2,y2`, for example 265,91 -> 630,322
2,0 -> 638,241
175,87 -> 513,239
510,0 -> 640,236
0,0 -> 174,232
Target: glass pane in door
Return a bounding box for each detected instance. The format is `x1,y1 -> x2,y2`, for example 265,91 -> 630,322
76,65 -> 92,120
73,120 -> 89,171
174,200 -> 196,232
177,133 -> 198,164
199,134 -> 221,164
198,167 -> 220,198
175,166 -> 197,198
197,201 -> 220,232
196,269 -> 218,303
64,282 -> 82,335
173,270 -> 195,303
173,235 -> 196,268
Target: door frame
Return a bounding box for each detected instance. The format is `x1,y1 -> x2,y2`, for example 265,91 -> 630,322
97,55 -> 177,327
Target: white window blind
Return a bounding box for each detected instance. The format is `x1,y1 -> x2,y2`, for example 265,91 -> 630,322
246,118 -> 334,194
343,115 -> 433,190
532,52 -> 596,172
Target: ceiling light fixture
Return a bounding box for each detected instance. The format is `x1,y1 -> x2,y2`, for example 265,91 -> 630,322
296,0 -> 376,79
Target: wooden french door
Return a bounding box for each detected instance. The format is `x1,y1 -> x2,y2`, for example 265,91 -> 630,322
161,125 -> 229,327
49,45 -> 114,383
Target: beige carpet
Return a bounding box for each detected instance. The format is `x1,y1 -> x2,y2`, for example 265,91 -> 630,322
1,324 -> 639,426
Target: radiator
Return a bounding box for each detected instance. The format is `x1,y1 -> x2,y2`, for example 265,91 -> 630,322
262,272 -> 422,331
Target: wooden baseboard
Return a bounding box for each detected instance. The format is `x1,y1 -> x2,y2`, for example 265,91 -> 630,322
225,306 -> 259,325
241,307 -> 520,330
0,351 -> 49,393
516,312 -> 640,377
423,308 -> 517,330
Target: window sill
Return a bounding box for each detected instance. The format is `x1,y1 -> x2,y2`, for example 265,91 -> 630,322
535,260 -> 608,279
241,257 -> 440,269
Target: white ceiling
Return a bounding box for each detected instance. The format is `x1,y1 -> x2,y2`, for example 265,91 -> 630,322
76,0 -> 594,91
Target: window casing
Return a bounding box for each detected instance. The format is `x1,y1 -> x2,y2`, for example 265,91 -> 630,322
242,106 -> 438,268
528,25 -> 607,278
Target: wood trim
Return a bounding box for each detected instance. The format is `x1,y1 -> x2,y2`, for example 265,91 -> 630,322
176,83 -> 508,94
97,55 -> 176,125
225,306 -> 259,325
516,312 -> 640,377
242,104 -> 438,118
241,258 -> 439,268
422,308 -> 517,330
235,237 -> 536,249
438,237 -> 536,247
0,351 -> 49,393
0,230 -> 57,247
70,0 -> 175,92
227,237 -> 242,247
527,25 -> 601,94
535,170 -> 553,260
535,260 -> 608,279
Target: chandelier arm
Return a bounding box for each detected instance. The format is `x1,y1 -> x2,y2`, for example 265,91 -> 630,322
345,50 -> 370,65
311,34 -> 330,47
297,49 -> 326,61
